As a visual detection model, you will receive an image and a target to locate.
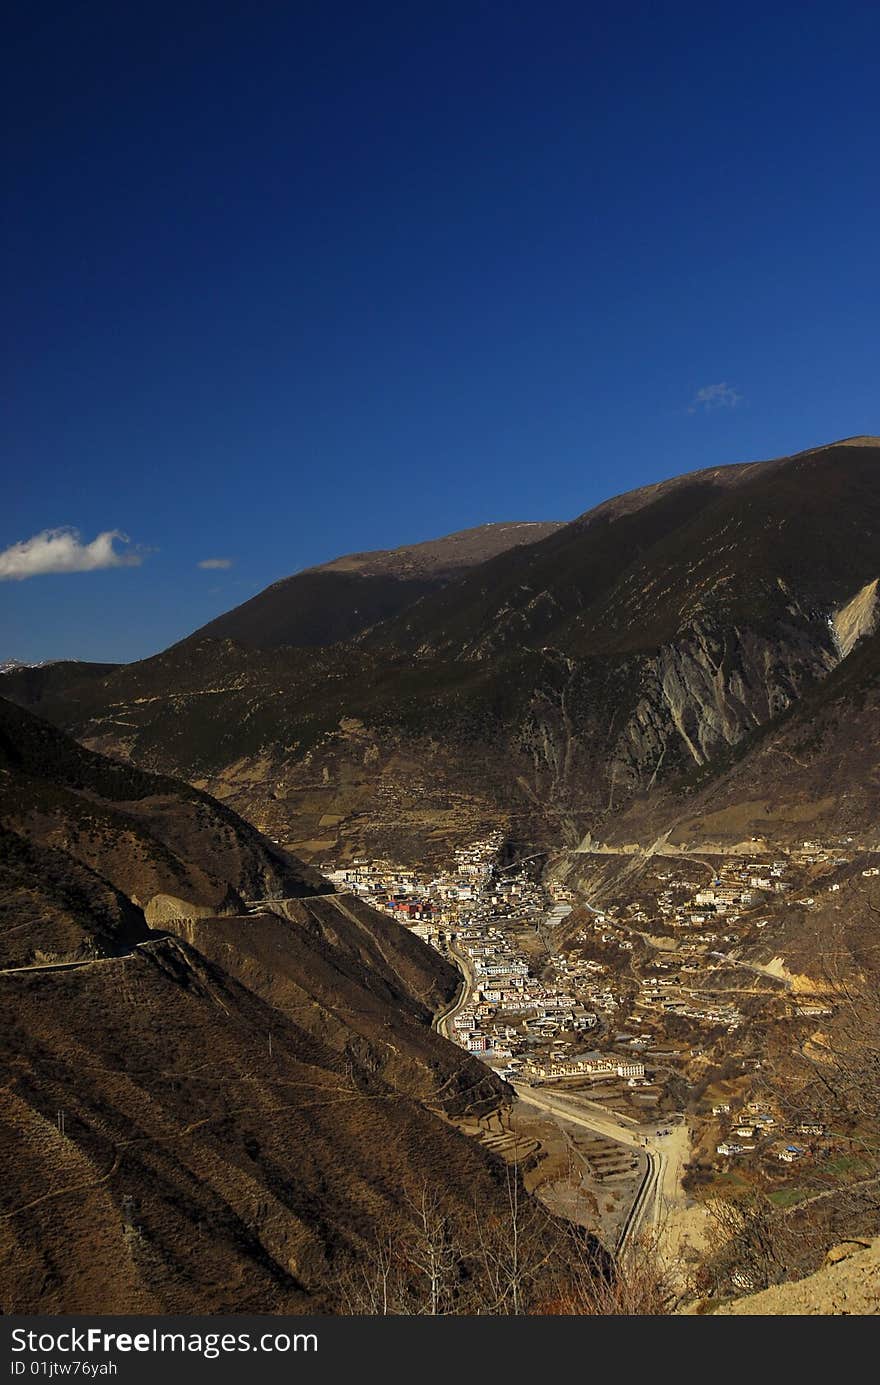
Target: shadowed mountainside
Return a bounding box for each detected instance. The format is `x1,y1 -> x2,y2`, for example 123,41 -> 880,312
0,703 -> 560,1315
0,697 -> 325,965
0,917 -> 518,1313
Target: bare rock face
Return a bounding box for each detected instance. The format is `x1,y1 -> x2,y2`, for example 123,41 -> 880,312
709,1236 -> 880,1314
831,577 -> 879,658
613,617 -> 839,782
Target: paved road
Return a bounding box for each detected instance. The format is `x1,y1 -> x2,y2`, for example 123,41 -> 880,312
512,1083 -> 642,1145
617,1144 -> 661,1253
511,1082 -> 682,1253
435,942 -> 475,1040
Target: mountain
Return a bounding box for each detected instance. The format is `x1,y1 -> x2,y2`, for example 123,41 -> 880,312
0,659 -> 65,675
0,896 -> 535,1312
604,614 -> 880,854
183,520 -> 565,650
4,437 -> 879,864
0,696 -> 325,966
5,437 -> 880,1314
0,699 -> 578,1314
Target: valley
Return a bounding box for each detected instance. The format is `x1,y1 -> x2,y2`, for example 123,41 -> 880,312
311,819 -> 880,1289
6,0 -> 880,1324
4,436 -> 880,1313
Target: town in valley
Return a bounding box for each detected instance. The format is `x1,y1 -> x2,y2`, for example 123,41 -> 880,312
318,828 -> 877,1234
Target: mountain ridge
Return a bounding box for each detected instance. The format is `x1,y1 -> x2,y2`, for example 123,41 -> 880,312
0,695 -> 326,965
182,519 -> 565,652
3,436 -> 879,864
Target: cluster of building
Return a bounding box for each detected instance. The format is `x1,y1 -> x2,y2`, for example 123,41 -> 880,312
630,956 -> 743,1030
449,920 -> 604,1072
643,857 -> 794,930
713,1099 -> 827,1166
325,836 -> 648,1086
325,831 -> 540,933
325,829 -> 865,1173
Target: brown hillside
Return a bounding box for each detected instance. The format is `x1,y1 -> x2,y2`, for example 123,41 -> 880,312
0,697 -> 325,966
0,930 -> 514,1314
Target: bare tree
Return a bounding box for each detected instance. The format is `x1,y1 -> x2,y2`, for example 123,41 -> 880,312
335,1153 -> 676,1315
468,1149 -> 575,1314
337,1231 -> 408,1315
533,1224 -> 674,1315
402,1184 -> 459,1315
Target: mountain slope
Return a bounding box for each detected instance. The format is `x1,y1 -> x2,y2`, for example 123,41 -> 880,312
0,697 -> 325,965
0,701 -> 560,1315
0,921 -> 519,1313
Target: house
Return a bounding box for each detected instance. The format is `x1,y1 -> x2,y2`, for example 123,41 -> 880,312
581,1052 -> 617,1075
615,1059 -> 646,1079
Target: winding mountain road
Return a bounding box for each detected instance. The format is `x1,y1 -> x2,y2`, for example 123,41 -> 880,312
431,936 -> 684,1258
0,947 -> 148,976
434,942 -> 475,1041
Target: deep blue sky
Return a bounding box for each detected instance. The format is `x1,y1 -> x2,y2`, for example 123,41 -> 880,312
3,1 -> 878,663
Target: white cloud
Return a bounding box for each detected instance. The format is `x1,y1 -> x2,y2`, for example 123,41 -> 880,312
688,381 -> 743,414
0,527 -> 142,581
197,557 -> 233,570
